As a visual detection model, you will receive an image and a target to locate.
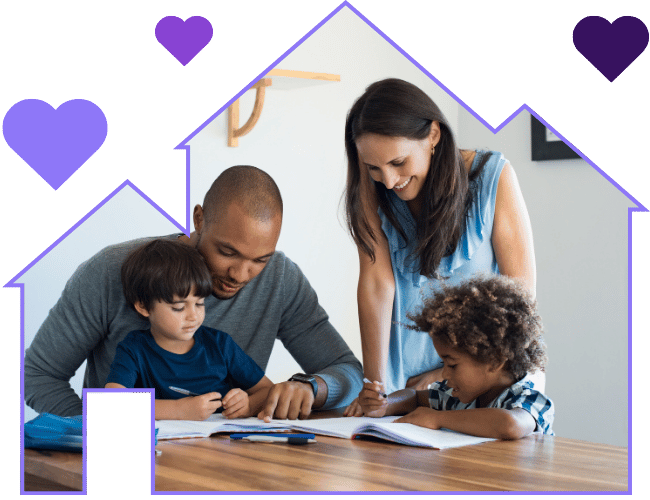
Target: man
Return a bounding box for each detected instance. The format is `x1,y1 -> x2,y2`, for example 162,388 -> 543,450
24,166 -> 363,419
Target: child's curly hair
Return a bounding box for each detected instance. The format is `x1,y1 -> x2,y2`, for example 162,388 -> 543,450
408,275 -> 547,380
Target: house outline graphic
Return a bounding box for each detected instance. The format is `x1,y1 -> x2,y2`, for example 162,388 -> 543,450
9,2 -> 643,493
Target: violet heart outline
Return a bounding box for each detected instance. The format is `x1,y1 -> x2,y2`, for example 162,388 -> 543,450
155,16 -> 213,66
573,16 -> 649,82
3,99 -> 108,190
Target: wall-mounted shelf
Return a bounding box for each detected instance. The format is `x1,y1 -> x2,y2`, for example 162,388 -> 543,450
228,69 -> 340,147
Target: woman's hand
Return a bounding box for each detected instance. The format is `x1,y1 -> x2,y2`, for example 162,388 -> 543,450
405,368 -> 444,391
355,187 -> 395,416
358,380 -> 388,417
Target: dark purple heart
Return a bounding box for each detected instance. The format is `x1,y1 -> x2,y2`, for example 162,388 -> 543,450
573,16 -> 648,82
155,16 -> 213,66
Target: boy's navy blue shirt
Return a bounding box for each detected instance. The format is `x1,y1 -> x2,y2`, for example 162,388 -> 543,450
106,325 -> 265,399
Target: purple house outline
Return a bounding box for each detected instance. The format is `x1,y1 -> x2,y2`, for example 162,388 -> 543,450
8,2 -> 644,494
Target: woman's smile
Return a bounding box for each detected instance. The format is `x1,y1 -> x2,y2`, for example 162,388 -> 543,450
394,177 -> 412,191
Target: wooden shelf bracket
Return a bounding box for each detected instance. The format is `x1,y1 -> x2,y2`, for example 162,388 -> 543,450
227,70 -> 340,147
228,78 -> 272,147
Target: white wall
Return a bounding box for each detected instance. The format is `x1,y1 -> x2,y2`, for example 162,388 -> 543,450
457,108 -> 630,446
23,8 -> 630,447
187,9 -> 460,381
21,188 -> 183,423
190,9 -> 630,446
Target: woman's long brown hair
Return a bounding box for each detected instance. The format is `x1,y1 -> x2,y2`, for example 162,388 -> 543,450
344,79 -> 488,278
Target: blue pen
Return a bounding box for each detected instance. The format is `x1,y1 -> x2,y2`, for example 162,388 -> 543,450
169,386 -> 200,396
230,433 -> 316,445
168,386 -> 223,412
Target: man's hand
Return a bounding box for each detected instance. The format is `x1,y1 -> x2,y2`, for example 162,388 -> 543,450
176,392 -> 222,421
394,406 -> 439,429
257,381 -> 314,422
221,388 -> 250,418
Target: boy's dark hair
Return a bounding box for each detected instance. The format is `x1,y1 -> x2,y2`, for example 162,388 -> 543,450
408,275 -> 547,380
121,239 -> 213,313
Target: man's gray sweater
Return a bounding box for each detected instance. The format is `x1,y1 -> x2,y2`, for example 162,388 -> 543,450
24,235 -> 363,416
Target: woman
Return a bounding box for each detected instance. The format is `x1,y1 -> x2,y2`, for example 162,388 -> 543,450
342,79 -> 536,416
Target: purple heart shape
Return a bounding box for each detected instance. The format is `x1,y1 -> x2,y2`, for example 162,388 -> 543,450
155,16 -> 213,66
573,16 -> 649,82
3,99 -> 107,190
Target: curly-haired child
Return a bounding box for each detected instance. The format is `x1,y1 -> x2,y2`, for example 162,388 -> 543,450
358,275 -> 554,439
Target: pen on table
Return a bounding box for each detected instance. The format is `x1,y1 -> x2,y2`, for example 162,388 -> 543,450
230,433 -> 316,445
363,378 -> 387,398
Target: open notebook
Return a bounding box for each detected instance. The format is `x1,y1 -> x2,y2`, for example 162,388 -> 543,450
156,414 -> 290,439
156,415 -> 495,449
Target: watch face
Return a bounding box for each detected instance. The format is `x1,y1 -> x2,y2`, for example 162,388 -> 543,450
290,374 -> 317,396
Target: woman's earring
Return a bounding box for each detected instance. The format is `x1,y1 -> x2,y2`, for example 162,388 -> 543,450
431,146 -> 435,156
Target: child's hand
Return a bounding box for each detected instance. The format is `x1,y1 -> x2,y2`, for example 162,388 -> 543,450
221,388 -> 250,418
177,392 -> 223,421
394,406 -> 439,429
358,380 -> 388,417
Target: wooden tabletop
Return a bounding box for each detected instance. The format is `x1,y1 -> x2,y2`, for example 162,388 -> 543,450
23,448 -> 84,492
23,418 -> 628,493
154,433 -> 628,492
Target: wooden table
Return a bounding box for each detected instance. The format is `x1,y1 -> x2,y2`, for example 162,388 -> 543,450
23,421 -> 628,492
154,433 -> 628,492
23,448 -> 83,492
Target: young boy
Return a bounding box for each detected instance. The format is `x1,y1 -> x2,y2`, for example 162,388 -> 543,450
104,239 -> 274,420
358,275 -> 554,439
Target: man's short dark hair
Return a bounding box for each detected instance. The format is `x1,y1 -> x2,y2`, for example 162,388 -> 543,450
408,275 -> 548,380
121,239 -> 213,313
202,165 -> 283,225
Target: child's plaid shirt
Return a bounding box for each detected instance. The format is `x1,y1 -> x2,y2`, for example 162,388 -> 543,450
427,374 -> 555,435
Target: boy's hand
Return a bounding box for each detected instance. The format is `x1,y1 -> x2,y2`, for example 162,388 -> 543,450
358,380 -> 388,417
221,388 -> 250,418
394,406 -> 439,429
177,392 -> 222,421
